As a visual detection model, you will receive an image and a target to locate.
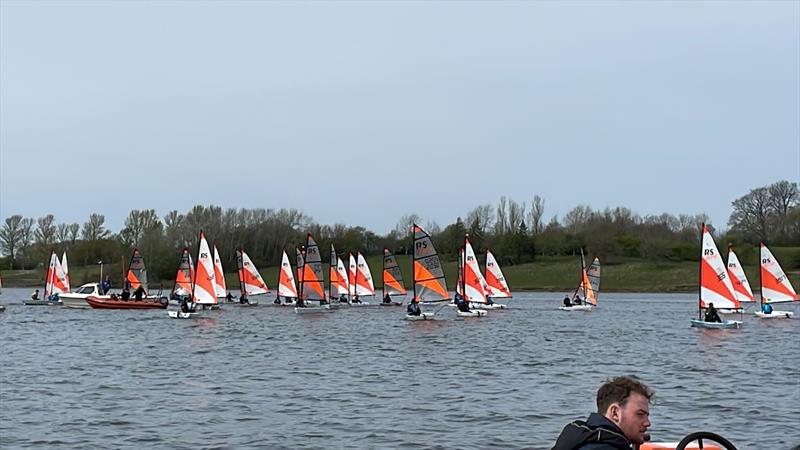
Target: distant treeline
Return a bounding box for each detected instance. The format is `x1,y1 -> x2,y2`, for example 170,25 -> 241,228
1,180 -> 797,283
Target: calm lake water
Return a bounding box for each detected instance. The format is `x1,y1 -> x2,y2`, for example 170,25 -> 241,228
1,288 -> 798,449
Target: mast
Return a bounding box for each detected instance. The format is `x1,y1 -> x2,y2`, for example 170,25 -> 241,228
382,248 -> 387,300
411,227 -> 416,303
698,224 -> 703,320
329,245 -> 335,301
462,234 -> 467,299
759,241 -> 764,310
238,248 -> 245,299
191,230 -> 202,303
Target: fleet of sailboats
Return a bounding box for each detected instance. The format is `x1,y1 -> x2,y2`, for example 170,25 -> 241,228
8,222 -> 796,328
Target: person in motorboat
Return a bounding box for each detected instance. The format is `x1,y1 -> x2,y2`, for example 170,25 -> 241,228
31,289 -> 40,300
296,297 -> 307,308
133,286 -> 145,301
573,295 -> 583,306
239,294 -> 250,305
563,296 -> 572,307
704,303 -> 722,323
226,292 -> 234,303
120,287 -> 131,301
101,277 -> 112,295
762,303 -> 773,314
407,299 -> 421,316
552,375 -> 653,450
456,296 -> 471,313
382,293 -> 392,304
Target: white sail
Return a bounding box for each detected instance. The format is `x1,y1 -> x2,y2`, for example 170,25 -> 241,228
485,250 -> 511,298
193,232 -> 218,304
355,252 -> 376,296
336,257 -> 350,297
348,253 -> 357,297
699,226 -> 739,310
237,249 -> 270,296
213,245 -> 227,298
760,243 -> 799,303
278,250 -> 298,298
61,251 -> 71,292
464,239 -> 487,304
726,247 -> 754,303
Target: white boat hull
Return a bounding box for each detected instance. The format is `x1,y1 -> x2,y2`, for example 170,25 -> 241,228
457,309 -> 487,317
559,305 -> 594,311
718,308 -> 744,315
168,311 -> 199,319
690,319 -> 742,329
405,312 -> 434,321
754,310 -> 794,319
471,303 -> 507,310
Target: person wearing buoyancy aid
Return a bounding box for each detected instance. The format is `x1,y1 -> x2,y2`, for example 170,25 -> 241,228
762,303 -> 773,314
704,303 -> 722,323
552,376 -> 653,450
456,296 -> 471,313
406,299 -> 421,316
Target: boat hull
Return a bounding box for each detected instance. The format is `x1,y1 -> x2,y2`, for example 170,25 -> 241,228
754,310 -> 794,319
86,296 -> 167,309
471,303 -> 507,310
168,310 -> 199,319
23,300 -> 61,306
294,305 -> 333,314
457,309 -> 487,317
405,312 -> 434,321
690,319 -> 742,329
559,305 -> 594,311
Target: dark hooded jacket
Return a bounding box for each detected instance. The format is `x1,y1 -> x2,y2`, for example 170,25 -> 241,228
551,413 -> 631,450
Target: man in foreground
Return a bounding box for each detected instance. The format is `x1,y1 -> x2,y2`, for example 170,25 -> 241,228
552,375 -> 653,450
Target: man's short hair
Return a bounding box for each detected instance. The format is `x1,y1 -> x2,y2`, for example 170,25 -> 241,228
596,376 -> 654,413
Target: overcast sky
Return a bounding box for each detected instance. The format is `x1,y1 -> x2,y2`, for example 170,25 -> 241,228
1,1 -> 798,235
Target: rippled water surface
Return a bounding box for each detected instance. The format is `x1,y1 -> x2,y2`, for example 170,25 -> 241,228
1,288 -> 798,449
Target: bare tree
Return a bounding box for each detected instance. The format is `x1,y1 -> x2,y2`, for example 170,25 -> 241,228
81,214 -> 110,241
0,215 -> 24,268
728,187 -> 772,243
767,180 -> 799,239
564,205 -> 593,233
393,213 -> 421,238
494,196 -> 508,235
529,195 -> 545,235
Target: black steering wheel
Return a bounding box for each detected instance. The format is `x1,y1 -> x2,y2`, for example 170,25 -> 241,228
675,431 -> 737,450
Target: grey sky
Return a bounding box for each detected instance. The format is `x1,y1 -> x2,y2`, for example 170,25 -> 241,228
2,1 -> 798,235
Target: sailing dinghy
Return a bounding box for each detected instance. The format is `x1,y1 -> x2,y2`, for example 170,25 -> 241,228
754,243 -> 797,319
26,251 -> 68,305
407,224 -> 448,320
236,248 -> 269,306
380,248 -> 406,306
482,249 -> 510,309
559,250 -> 598,311
169,248 -> 195,305
349,252 -> 376,306
169,231 -> 217,318
459,237 -> 488,317
690,225 -> 742,329
295,233 -> 333,314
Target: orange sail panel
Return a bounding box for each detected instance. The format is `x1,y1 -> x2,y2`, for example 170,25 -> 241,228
464,239 -> 488,304
300,234 -> 325,300
412,224 -> 449,302
355,252 -> 376,296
